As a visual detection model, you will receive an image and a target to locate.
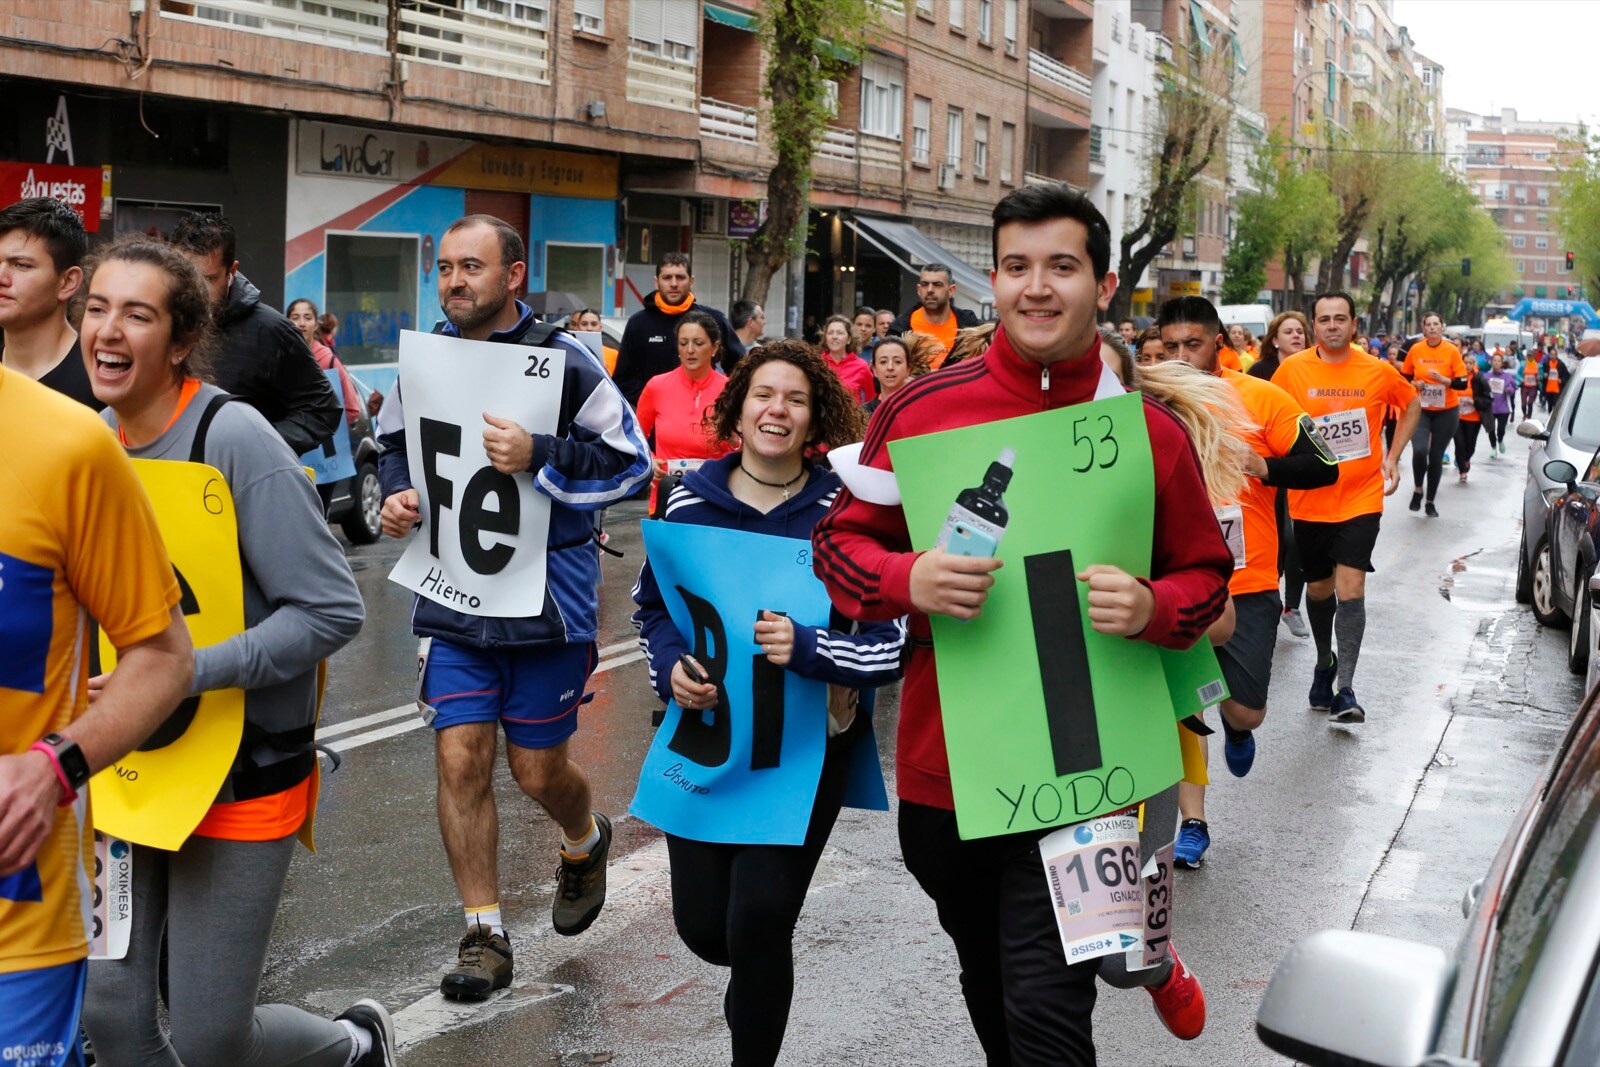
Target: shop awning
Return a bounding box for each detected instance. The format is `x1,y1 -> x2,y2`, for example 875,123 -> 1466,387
1188,0 -> 1211,52
845,215 -> 994,313
705,4 -> 756,32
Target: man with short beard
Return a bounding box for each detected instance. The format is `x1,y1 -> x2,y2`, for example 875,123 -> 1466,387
376,214 -> 652,1000
169,212 -> 340,456
613,252 -> 740,405
888,263 -> 980,367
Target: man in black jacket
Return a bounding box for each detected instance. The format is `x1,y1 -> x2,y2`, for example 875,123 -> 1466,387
170,213 -> 340,456
612,251 -> 739,405
886,262 -> 981,365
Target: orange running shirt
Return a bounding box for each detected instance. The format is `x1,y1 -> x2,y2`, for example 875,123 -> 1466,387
1218,346 -> 1244,372
910,308 -> 960,363
1459,363 -> 1480,422
1271,347 -> 1415,523
1401,339 -> 1467,411
1220,368 -> 1313,595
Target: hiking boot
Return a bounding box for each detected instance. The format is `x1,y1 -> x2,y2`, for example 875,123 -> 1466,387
553,812 -> 612,936
1146,943 -> 1206,1040
440,924 -> 512,1001
335,999 -> 396,1067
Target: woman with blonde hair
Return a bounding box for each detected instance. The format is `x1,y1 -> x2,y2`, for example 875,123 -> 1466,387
943,321 -> 997,368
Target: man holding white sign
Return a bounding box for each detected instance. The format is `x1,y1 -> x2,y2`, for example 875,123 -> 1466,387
378,215 -> 651,1001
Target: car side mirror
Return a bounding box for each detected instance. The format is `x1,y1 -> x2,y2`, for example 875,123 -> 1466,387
1257,931 -> 1452,1067
1518,418 -> 1550,441
1546,459 -> 1580,491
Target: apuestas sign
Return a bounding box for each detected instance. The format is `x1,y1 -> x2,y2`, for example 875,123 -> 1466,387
0,162 -> 103,232
1505,297 -> 1600,329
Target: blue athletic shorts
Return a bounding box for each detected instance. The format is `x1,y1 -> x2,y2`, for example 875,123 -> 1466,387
0,958 -> 87,1067
421,639 -> 596,750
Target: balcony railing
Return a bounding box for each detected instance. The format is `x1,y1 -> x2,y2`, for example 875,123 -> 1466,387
816,126 -> 858,163
859,132 -> 902,170
1150,33 -> 1173,62
160,0 -> 388,54
700,97 -> 759,144
1089,124 -> 1104,164
1028,49 -> 1092,98
397,0 -> 550,85
627,46 -> 697,112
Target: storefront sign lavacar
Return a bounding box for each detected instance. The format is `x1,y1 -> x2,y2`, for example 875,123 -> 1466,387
430,145 -> 619,200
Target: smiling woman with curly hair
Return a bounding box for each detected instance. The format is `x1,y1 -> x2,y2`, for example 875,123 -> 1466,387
708,338 -> 867,452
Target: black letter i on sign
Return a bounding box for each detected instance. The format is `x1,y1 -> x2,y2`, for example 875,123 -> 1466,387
1026,550 -> 1102,777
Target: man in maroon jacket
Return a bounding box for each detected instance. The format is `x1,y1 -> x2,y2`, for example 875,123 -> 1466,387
813,185 -> 1233,1065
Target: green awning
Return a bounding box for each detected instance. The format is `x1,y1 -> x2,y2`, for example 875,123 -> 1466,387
706,3 -> 756,32
1536,286 -> 1548,298
1189,0 -> 1211,51
1231,33 -> 1247,73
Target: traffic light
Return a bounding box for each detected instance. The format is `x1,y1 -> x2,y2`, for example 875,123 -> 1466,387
1461,257 -> 1471,277
1568,251 -> 1577,271
1569,287 -> 1576,297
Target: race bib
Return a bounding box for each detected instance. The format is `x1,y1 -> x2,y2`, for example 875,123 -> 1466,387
415,636 -> 435,725
665,458 -> 706,476
1213,504 -> 1245,571
1419,382 -> 1446,408
1525,373 -> 1538,386
1138,841 -> 1176,968
1313,407 -> 1372,463
1039,811 -> 1146,964
88,832 -> 132,961
1459,396 -> 1475,415
1490,377 -> 1507,396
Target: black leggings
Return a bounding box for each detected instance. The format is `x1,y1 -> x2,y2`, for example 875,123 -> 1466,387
665,722 -> 861,1067
1276,488 -> 1304,610
1456,418 -> 1482,473
1492,411 -> 1510,445
1411,407 -> 1460,501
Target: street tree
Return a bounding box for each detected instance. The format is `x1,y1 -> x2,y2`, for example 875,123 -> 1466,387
1107,40 -> 1234,324
740,0 -> 875,328
1425,211 -> 1512,325
1314,115 -> 1406,293
1555,128 -> 1600,299
1363,159 -> 1482,332
1221,135 -> 1334,308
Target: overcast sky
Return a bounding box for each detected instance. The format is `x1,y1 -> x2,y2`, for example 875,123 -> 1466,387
1392,0 -> 1597,127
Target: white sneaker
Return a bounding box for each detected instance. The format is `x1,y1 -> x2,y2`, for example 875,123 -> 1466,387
1281,609 -> 1310,638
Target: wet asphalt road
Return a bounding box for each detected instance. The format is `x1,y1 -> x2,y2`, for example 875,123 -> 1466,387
259,427 -> 1585,1066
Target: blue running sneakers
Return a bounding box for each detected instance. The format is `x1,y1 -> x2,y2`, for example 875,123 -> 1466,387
1309,654 -> 1337,711
1173,818 -> 1210,869
1222,722 -> 1256,778
1329,687 -> 1366,724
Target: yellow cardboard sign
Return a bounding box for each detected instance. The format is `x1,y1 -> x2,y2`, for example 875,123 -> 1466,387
90,459 -> 246,851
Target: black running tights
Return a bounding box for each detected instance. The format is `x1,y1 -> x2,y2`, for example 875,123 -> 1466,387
665,727 -> 858,1067
1411,407 -> 1460,501
1455,418 -> 1482,474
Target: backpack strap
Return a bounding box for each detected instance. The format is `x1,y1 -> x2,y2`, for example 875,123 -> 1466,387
189,393 -> 240,465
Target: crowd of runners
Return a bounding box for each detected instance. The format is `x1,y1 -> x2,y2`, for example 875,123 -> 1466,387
0,180 -> 1555,1067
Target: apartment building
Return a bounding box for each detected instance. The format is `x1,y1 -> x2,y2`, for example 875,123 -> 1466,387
1450,107 -> 1582,310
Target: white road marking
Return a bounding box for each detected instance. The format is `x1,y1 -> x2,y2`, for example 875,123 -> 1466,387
316,650 -> 647,753
394,982 -> 572,1050
598,638 -> 638,658
1368,848 -> 1425,901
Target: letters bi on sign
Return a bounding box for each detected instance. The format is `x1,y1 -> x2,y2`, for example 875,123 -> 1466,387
389,330 -> 566,618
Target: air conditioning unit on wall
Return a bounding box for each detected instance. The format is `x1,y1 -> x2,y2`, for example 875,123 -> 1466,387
938,164 -> 957,190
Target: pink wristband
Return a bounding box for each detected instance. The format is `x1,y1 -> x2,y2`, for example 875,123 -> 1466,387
28,742 -> 78,806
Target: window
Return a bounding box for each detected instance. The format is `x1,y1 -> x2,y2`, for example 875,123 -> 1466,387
1421,65 -> 1433,86
1539,187 -> 1551,205
1514,212 -> 1525,223
912,96 -> 931,164
916,0 -> 932,14
860,59 -> 905,140
1107,103 -> 1117,147
324,233 -> 420,366
630,0 -> 696,61
1536,261 -> 1548,274
1516,260 -> 1527,272
573,0 -> 603,35
1003,0 -> 1017,53
949,0 -> 965,32
1513,236 -> 1526,248
1537,237 -> 1549,249
1538,212 -> 1550,223
977,0 -> 991,42
946,107 -> 963,169
974,115 -> 989,177
1000,121 -> 1015,182
1126,87 -> 1135,143
1534,150 -> 1550,161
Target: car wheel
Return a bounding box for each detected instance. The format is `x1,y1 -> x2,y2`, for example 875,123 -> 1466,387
340,463 -> 382,545
1532,536 -> 1570,627
1571,567 -> 1593,675
1515,527 -> 1534,604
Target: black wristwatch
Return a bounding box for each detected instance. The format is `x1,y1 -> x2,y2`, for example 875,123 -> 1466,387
37,732 -> 92,796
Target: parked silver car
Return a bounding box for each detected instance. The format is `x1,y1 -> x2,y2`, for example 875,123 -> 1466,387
1257,682 -> 1600,1066
1517,353 -> 1600,621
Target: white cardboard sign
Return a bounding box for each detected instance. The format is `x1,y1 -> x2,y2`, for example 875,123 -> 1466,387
389,330 -> 566,617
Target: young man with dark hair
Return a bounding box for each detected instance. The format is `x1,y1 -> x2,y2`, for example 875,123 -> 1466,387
169,212 -> 340,456
1156,296 -> 1338,869
378,214 -> 652,1001
813,183 -> 1232,1062
888,263 -> 980,367
613,252 -> 739,405
729,299 -> 766,350
0,197 -> 98,409
1271,291 -> 1419,725
852,305 -> 879,363
1118,318 -> 1139,347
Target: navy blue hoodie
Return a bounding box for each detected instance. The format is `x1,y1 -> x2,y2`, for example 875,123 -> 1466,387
631,453 -> 905,704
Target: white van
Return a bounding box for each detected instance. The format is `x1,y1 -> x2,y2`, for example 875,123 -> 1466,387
1217,304 -> 1273,344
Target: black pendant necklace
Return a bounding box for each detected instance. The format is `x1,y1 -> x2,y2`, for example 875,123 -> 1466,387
739,463 -> 805,500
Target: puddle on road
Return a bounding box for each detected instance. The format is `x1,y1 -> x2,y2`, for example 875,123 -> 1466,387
1441,544 -> 1518,612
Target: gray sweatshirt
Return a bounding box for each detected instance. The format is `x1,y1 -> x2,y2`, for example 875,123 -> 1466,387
106,383 -> 363,801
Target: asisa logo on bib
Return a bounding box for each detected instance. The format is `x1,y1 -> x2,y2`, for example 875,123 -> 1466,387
0,551 -> 54,694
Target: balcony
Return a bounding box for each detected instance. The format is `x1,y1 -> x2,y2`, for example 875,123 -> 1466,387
159,0 -> 388,54
816,126 -> 858,164
397,0 -> 550,85
1028,49 -> 1093,98
627,46 -> 697,112
859,132 -> 903,171
700,97 -> 758,145
1089,124 -> 1104,166
1150,33 -> 1173,62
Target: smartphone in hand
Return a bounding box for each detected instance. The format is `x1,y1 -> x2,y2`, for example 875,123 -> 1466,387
678,652 -> 710,685
947,521 -> 999,559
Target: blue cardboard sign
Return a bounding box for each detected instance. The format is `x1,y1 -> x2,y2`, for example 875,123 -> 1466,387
630,522 -> 850,845
298,369 -> 357,483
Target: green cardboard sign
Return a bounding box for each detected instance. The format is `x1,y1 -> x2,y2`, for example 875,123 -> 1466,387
1162,641 -> 1230,721
890,390 -> 1185,840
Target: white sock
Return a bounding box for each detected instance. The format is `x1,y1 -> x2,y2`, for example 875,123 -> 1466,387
562,815 -> 600,857
339,1019 -> 372,1066
464,902 -> 504,937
